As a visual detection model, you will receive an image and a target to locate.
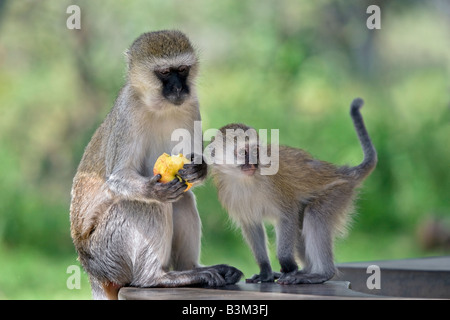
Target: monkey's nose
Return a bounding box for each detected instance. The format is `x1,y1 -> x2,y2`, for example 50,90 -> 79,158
241,163 -> 257,176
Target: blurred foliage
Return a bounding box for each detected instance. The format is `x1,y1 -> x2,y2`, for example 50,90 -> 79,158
0,0 -> 449,299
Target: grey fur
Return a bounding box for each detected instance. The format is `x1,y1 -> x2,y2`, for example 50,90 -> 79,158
70,31 -> 242,299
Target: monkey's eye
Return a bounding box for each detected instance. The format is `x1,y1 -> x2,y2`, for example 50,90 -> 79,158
178,65 -> 189,75
157,69 -> 170,77
237,148 -> 247,157
250,147 -> 258,158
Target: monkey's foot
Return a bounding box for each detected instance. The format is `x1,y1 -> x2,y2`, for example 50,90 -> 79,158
276,271 -> 332,285
202,264 -> 244,286
245,271 -> 281,283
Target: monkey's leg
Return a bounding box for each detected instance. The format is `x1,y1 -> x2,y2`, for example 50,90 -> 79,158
295,233 -> 308,270
89,277 -> 113,300
278,204 -> 336,285
81,200 -> 173,299
170,192 -> 243,284
241,222 -> 277,283
294,208 -> 308,269
89,277 -> 121,300
275,216 -> 299,275
170,191 -> 201,271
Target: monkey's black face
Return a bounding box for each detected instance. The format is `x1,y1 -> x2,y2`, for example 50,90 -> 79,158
155,65 -> 190,105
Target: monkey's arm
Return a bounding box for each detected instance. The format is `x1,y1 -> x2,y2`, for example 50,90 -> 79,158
106,170 -> 187,203
103,119 -> 188,203
105,168 -> 150,202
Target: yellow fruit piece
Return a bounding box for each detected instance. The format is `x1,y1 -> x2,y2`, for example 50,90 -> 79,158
153,153 -> 192,192
184,181 -> 193,192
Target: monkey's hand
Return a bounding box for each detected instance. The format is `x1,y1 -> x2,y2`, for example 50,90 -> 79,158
146,174 -> 187,203
178,153 -> 208,186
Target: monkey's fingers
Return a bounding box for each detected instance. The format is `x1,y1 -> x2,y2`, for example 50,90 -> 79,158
245,272 -> 277,283
245,273 -> 264,283
165,179 -> 189,201
197,270 -> 226,288
178,165 -> 207,183
206,264 -> 244,285
276,271 -> 330,285
151,176 -> 182,190
178,167 -> 200,181
150,174 -> 162,183
165,176 -> 184,186
148,177 -> 186,202
185,152 -> 204,164
168,177 -> 187,189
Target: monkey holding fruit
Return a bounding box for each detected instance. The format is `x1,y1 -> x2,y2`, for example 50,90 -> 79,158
70,30 -> 243,300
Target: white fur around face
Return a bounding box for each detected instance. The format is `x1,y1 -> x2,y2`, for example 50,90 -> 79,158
125,101 -> 199,177
150,52 -> 198,70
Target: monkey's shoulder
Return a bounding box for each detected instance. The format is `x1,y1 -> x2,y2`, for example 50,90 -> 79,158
277,146 -> 323,175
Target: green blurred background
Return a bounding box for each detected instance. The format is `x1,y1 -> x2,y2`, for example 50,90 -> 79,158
0,0 -> 449,299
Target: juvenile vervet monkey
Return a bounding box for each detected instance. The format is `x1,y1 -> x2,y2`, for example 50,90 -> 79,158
208,98 -> 377,284
70,30 -> 242,300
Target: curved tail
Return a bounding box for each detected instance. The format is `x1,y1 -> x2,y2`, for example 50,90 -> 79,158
349,98 -> 377,182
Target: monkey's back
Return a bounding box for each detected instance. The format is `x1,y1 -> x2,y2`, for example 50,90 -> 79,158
271,146 -> 356,236
272,146 -> 350,198
213,145 -> 353,224
70,118 -> 112,247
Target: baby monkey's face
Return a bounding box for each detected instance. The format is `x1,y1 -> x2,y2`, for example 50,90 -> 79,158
235,142 -> 259,176
208,128 -> 260,177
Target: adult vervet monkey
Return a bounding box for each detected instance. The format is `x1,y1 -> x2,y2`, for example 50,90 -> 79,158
208,98 -> 377,284
70,30 -> 243,300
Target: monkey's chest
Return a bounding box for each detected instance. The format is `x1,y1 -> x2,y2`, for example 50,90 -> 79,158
143,120 -> 194,174
143,138 -> 189,175
219,182 -> 280,225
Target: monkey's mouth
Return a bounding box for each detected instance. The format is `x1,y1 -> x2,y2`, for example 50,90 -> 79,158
166,95 -> 185,106
164,91 -> 189,106
241,164 -> 257,176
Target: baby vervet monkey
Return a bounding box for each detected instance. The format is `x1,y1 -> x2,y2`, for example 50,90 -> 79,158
207,98 -> 377,284
70,30 -> 242,300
